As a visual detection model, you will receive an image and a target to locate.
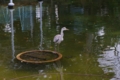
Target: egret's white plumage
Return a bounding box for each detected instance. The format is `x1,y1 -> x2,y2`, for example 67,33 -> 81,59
53,27 -> 69,44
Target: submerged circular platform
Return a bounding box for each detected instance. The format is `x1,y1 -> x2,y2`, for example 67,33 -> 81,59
16,50 -> 62,64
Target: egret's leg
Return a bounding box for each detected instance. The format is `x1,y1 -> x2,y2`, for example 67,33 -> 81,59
54,43 -> 57,51
58,44 -> 59,52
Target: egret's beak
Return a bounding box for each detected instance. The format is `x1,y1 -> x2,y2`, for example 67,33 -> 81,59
66,28 -> 69,30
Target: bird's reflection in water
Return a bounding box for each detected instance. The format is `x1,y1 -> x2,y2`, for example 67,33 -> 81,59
53,61 -> 64,80
53,27 -> 69,52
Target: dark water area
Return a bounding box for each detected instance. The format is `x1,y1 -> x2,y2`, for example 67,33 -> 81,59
0,0 -> 120,80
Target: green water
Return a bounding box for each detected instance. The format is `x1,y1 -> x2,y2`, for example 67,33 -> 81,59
0,0 -> 120,80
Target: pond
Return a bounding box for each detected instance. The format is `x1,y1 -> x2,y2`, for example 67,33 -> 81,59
0,0 -> 120,80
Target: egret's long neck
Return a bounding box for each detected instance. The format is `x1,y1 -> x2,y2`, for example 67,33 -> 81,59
60,29 -> 64,37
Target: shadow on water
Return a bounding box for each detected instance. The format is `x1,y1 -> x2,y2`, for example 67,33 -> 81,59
1,0 -> 120,80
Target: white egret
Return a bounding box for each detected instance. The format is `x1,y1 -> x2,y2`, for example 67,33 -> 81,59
53,27 -> 69,51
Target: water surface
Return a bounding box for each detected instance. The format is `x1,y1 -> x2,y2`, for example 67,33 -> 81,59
0,0 -> 120,80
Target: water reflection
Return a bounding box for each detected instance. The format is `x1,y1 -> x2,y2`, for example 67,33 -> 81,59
38,1 -> 43,50
84,33 -> 94,54
98,41 -> 120,79
9,8 -> 15,62
55,4 -> 60,32
96,26 -> 105,37
30,6 -> 34,39
53,61 -> 64,80
19,6 -> 34,32
2,7 -> 10,24
70,6 -> 84,14
3,23 -> 11,33
2,7 -> 11,33
1,0 -> 120,80
2,7 -> 15,62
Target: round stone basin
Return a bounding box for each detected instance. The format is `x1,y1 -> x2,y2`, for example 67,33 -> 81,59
16,50 -> 62,64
